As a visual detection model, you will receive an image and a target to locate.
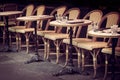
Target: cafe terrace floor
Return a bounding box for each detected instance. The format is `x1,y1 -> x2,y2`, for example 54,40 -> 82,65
0,44 -> 120,80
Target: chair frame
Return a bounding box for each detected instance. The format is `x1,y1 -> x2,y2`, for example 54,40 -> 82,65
45,7 -> 80,64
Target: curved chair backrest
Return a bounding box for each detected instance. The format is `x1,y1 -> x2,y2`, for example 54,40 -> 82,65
45,6 -> 67,30
32,5 -> 45,16
98,12 -> 119,42
76,9 -> 103,38
22,4 -> 34,17
84,9 -> 103,32
17,4 -> 34,27
98,12 -> 120,29
62,7 -> 80,37
31,5 -> 46,30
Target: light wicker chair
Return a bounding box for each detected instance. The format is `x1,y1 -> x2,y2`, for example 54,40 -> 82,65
63,9 -> 103,66
65,11 -> 119,78
8,4 -> 35,53
0,3 -> 18,46
44,7 -> 80,64
63,9 -> 104,78
36,6 -> 67,60
15,5 -> 46,53
101,37 -> 120,80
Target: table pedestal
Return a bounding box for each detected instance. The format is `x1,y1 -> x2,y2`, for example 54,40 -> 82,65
15,15 -> 53,64
111,38 -> 118,80
25,21 -> 44,64
0,11 -> 23,52
0,16 -> 17,52
53,27 -> 81,76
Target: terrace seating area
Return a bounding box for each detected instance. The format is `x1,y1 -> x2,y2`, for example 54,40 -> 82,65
0,2 -> 120,80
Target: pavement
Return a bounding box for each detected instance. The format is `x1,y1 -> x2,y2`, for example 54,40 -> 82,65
0,46 -> 119,80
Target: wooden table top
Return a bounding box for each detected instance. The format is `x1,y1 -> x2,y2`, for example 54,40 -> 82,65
88,29 -> 120,38
0,11 -> 23,16
17,15 -> 53,21
49,19 -> 92,27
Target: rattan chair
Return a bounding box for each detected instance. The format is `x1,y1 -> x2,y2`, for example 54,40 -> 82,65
36,6 -> 67,59
15,5 -> 46,53
63,9 -> 104,78
68,12 -> 119,78
44,7 -> 80,64
8,4 -> 35,53
0,3 -> 18,45
63,9 -> 103,66
101,37 -> 120,80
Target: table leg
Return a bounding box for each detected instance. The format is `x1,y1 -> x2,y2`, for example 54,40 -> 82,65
0,16 -> 16,52
111,38 -> 118,80
53,27 -> 81,76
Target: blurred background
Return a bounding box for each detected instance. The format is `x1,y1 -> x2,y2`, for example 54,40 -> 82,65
0,0 -> 119,11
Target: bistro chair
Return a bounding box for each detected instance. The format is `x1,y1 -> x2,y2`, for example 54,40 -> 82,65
68,11 -> 119,78
8,4 -> 34,53
63,9 -> 103,66
44,7 -> 80,64
0,3 -> 18,45
101,37 -> 120,80
63,9 -> 104,78
36,6 -> 67,59
15,5 -> 46,53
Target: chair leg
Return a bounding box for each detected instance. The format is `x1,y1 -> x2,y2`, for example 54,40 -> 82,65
81,49 -> 85,71
18,35 -> 21,51
43,38 -> 47,60
46,40 -> 50,60
54,40 -> 62,64
64,44 -> 69,67
103,55 -> 108,80
3,30 -> 6,46
16,33 -> 21,52
55,41 -> 59,64
16,34 -> 19,51
25,33 -> 29,54
75,47 -> 82,68
92,53 -> 97,78
90,49 -> 100,78
9,32 -> 12,46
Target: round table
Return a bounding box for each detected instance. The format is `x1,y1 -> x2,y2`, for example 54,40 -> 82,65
0,11 -> 23,52
16,15 -> 53,63
49,19 -> 92,76
88,30 -> 120,80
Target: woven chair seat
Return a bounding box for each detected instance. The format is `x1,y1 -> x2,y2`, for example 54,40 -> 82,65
102,47 -> 120,56
45,33 -> 69,40
0,21 -> 16,26
37,30 -> 55,37
8,26 -> 26,32
63,38 -> 92,45
77,41 -> 108,50
15,28 -> 34,33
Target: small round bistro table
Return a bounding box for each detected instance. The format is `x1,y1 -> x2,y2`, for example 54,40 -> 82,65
49,19 -> 92,76
88,30 -> 120,80
16,15 -> 53,63
0,11 -> 23,52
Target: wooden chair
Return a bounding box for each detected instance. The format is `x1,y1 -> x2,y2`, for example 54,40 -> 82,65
68,12 -> 119,78
0,3 -> 18,45
8,4 -> 35,53
63,9 -> 104,77
44,7 -> 80,64
36,6 -> 67,59
101,37 -> 120,80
